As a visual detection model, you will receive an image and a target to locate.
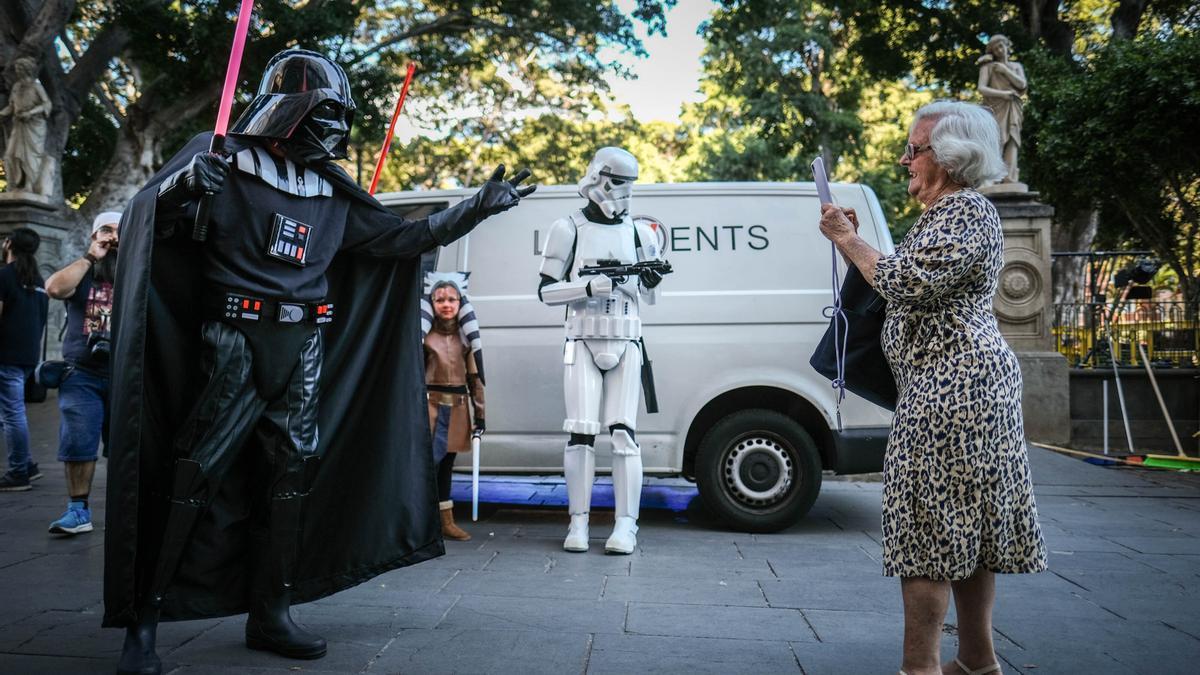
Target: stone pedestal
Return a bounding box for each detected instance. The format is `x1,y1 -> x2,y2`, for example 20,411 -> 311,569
0,193 -> 73,359
986,190 -> 1070,444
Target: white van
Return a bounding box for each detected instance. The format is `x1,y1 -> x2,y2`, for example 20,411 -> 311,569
378,182 -> 895,532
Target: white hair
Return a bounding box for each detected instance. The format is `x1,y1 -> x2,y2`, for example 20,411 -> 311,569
911,101 -> 1007,188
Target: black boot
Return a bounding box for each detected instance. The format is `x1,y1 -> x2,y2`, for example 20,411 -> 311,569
244,590 -> 327,659
116,607 -> 161,675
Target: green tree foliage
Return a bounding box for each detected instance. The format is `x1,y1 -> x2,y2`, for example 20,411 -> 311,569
3,0 -> 673,226
694,0 -> 865,178
1024,33 -> 1200,302
681,0 -> 942,235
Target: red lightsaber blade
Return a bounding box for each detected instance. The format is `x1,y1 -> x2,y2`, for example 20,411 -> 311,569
193,0 -> 255,241
368,62 -> 417,195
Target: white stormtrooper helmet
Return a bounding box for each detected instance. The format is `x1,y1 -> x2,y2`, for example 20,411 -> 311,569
577,147 -> 639,219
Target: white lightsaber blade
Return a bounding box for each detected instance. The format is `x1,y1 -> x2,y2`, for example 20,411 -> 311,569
471,434 -> 481,521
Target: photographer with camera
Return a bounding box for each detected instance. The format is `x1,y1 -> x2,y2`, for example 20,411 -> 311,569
43,211 -> 121,534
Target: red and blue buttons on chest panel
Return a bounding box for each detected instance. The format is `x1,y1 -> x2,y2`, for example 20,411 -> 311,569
267,213 -> 312,267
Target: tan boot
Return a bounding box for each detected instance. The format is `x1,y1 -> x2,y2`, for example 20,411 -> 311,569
439,500 -> 471,541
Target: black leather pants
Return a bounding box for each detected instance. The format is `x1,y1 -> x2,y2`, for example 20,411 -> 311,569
149,320 -> 322,605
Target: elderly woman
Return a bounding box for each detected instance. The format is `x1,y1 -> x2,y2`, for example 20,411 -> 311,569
818,101 -> 1046,675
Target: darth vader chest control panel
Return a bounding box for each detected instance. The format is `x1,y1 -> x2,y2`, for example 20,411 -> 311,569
267,214 -> 312,267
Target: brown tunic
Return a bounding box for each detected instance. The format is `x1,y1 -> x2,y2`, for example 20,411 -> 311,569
424,320 -> 485,454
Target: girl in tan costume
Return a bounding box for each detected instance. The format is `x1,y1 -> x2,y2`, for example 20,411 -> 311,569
421,273 -> 485,541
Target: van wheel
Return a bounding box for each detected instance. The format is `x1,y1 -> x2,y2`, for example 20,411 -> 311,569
695,409 -> 822,533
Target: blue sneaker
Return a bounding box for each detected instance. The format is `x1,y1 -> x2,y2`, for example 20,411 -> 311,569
49,501 -> 93,535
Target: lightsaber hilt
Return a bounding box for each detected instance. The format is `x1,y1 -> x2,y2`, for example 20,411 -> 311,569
194,0 -> 253,241
192,133 -> 226,242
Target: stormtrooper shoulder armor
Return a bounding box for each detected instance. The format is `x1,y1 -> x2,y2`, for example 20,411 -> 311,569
634,220 -> 661,262
539,214 -> 580,282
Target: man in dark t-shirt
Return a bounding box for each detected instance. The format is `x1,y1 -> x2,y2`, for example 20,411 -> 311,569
0,227 -> 49,491
43,211 -> 121,531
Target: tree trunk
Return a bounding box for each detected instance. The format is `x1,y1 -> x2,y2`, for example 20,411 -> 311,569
79,123 -> 160,223
1112,0 -> 1150,40
1050,208 -> 1099,304
77,74 -> 219,239
1020,0 -> 1075,57
40,85 -> 72,206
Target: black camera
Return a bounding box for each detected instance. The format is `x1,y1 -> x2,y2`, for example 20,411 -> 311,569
84,331 -> 112,367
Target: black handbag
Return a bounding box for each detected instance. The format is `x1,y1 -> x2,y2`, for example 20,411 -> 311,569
809,265 -> 897,411
30,313 -> 72,394
34,360 -> 73,389
24,369 -> 47,403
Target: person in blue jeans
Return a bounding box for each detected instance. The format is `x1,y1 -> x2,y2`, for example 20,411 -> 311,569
43,212 -> 121,532
0,227 -> 49,491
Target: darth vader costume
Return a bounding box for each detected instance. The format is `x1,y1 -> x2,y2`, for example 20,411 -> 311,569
103,49 -> 534,674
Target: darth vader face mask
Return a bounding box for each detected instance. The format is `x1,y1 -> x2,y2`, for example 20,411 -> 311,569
229,48 -> 357,163
289,99 -> 352,164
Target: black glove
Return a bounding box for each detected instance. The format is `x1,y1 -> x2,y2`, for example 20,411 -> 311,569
474,419 -> 486,435
157,151 -> 229,211
429,164 -> 536,245
184,152 -> 229,195
639,268 -> 664,289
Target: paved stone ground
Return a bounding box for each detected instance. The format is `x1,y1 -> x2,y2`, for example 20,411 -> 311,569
2,393 -> 1199,674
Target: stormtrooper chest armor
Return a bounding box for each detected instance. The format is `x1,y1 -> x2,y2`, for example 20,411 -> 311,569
565,217 -> 641,342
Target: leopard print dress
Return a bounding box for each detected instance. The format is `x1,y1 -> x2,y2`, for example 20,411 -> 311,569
872,188 -> 1047,581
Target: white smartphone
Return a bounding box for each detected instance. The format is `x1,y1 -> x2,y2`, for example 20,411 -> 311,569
811,156 -> 833,205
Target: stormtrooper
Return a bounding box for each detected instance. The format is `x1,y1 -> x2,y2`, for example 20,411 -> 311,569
538,147 -> 669,554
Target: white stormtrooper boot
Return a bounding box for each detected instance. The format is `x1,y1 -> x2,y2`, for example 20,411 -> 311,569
605,429 -> 643,554
563,444 -> 595,552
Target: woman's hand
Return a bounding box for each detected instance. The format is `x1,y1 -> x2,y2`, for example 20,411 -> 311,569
819,203 -> 859,244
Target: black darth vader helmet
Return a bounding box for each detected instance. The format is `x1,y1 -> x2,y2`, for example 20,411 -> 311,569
229,48 -> 356,162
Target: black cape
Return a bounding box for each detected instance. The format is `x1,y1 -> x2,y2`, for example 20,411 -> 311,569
809,265 -> 898,411
103,134 -> 443,628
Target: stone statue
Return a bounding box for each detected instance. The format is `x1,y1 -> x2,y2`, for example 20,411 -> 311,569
977,35 -> 1026,185
1,57 -> 53,196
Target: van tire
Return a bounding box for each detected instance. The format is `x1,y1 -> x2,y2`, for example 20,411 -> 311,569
695,409 -> 822,533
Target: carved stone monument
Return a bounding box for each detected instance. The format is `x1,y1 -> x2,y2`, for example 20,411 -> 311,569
1,56 -> 55,199
2,57 -> 71,357
989,191 -> 1069,443
977,34 -> 1028,193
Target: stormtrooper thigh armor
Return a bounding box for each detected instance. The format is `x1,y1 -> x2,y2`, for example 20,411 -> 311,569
562,338 -> 643,554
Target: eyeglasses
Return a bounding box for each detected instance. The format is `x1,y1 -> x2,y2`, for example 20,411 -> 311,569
903,143 -> 932,161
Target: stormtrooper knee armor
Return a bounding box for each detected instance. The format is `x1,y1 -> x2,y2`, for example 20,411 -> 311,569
538,147 -> 664,554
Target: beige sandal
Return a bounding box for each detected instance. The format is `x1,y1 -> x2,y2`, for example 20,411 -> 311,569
955,658 -> 1001,675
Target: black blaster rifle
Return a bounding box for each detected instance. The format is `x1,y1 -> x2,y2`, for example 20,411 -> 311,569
576,259 -> 673,283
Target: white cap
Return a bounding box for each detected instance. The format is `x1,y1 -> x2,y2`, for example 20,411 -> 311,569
91,211 -> 122,235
